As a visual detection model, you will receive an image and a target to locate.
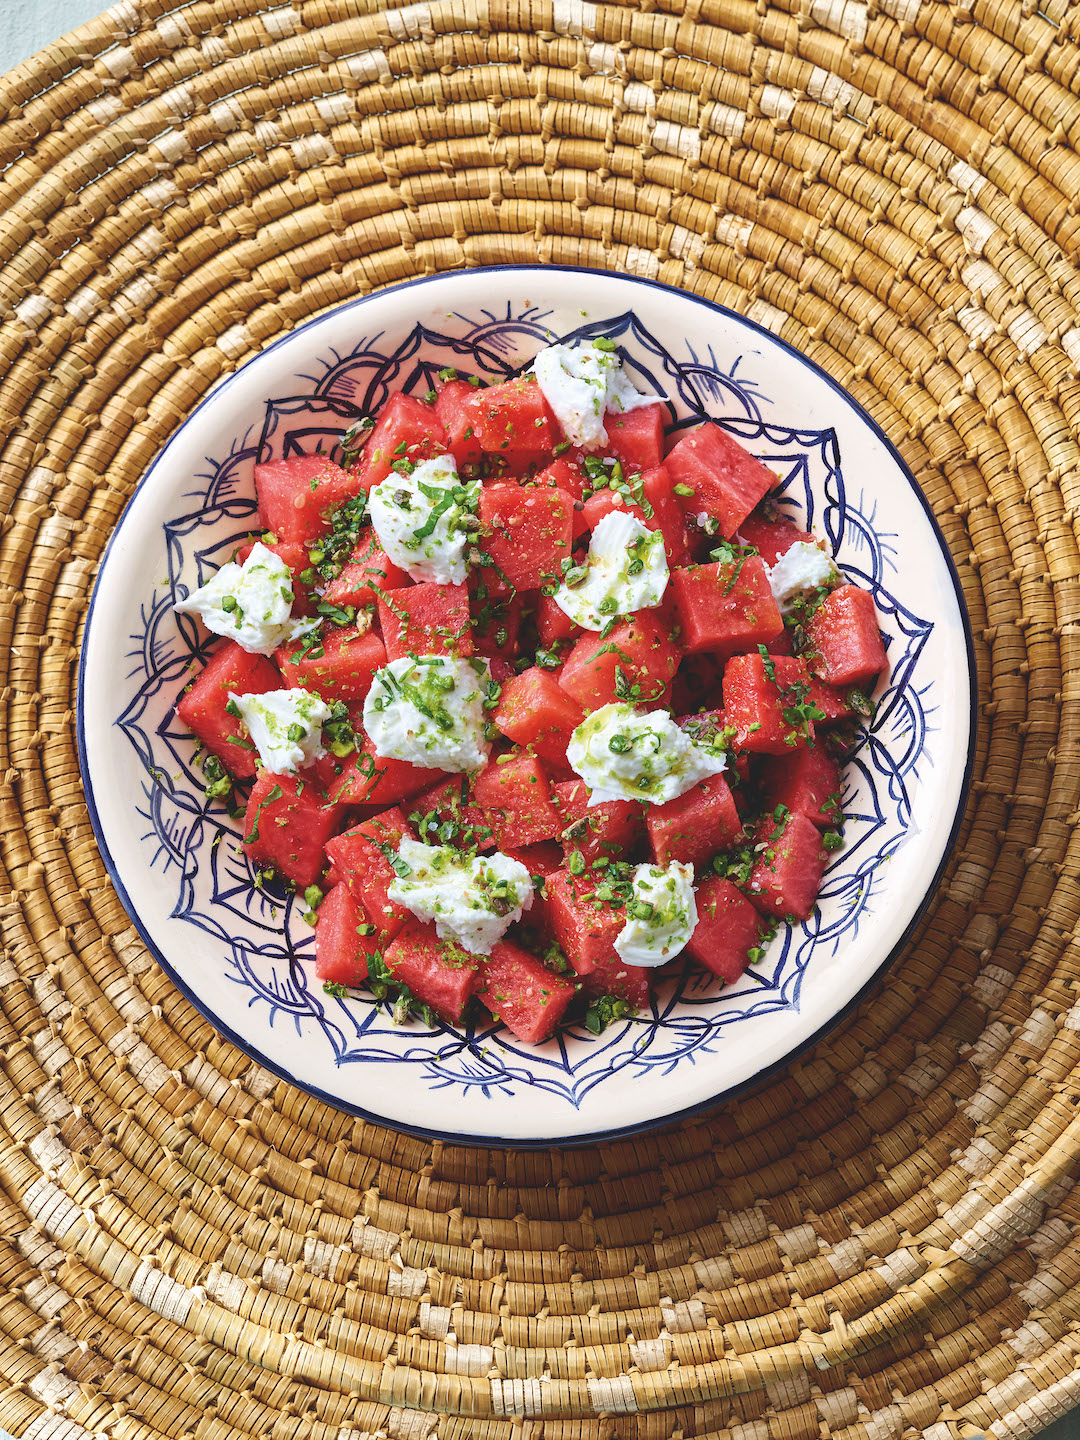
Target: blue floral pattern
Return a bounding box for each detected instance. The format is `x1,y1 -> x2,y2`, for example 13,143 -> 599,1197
114,305 -> 933,1110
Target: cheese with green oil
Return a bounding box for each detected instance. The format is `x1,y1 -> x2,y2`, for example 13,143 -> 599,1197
566,702 -> 727,806
554,511 -> 668,631
368,454 -> 479,584
387,838 -> 534,954
529,340 -> 665,451
363,654 -> 491,773
174,541 -> 317,655
766,542 -> 838,615
615,861 -> 698,968
229,687 -> 330,773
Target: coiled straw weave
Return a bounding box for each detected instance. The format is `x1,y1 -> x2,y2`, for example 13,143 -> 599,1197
1,1 -> 1079,1437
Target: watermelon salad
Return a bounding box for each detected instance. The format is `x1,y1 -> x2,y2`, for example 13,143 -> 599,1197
173,339 -> 888,1045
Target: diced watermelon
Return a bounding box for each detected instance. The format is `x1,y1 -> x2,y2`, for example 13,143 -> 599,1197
746,811 -> 828,922
558,613 -> 681,711
476,940 -> 576,1043
410,774 -> 495,851
669,556 -> 783,657
543,869 -> 623,975
807,676 -> 855,724
580,952 -> 652,1009
502,841 -> 564,877
665,423 -> 776,537
537,591 -> 581,648
460,376 -> 562,457
435,378 -> 484,464
736,507 -> 813,565
236,537 -> 319,615
675,710 -> 751,787
722,651 -> 816,754
472,752 -> 562,848
324,806 -> 414,939
314,884 -> 382,987
647,772 -> 743,868
253,455 -> 360,544
493,668 -> 586,766
476,482 -> 574,594
763,747 -> 843,828
241,772 -> 343,889
354,393 -> 448,490
321,527 -> 409,610
276,624 -> 386,705
384,921 -> 480,1022
324,735 -> 444,807
804,585 -> 888,690
686,877 -> 764,983
602,402 -> 666,473
377,582 -> 472,660
765,627 -> 794,657
177,640 -> 282,780
470,588 -> 526,664
582,465 -> 694,567
552,778 -> 645,867
535,456 -> 585,501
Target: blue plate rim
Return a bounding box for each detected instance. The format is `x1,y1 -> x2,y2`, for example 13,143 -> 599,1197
75,262 -> 979,1150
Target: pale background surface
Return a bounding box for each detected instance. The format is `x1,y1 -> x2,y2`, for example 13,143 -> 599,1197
0,4 -> 1077,1439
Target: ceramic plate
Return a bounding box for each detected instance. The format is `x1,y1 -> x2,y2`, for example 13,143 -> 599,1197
78,265 -> 975,1145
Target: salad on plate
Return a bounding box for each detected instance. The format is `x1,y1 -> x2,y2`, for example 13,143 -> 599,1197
172,339 -> 888,1045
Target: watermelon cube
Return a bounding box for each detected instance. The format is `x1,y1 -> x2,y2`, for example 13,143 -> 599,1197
558,613 -> 681,711
762,746 -> 843,828
602,402 -> 665,473
746,811 -> 828,922
241,772 -> 343,888
582,465 -> 694,567
807,676 -> 855,724
314,884 -> 382,988
377,582 -> 472,661
324,806 -> 414,939
354,392 -> 448,491
686,877 -> 764,983
665,423 -> 776,537
669,556 -> 783,657
736,507 -> 813,565
276,624 -> 386,705
537,591 -> 581,648
722,652 -> 817,753
321,527 -> 409,610
647,772 -> 743,867
804,585 -> 888,690
501,841 -> 564,878
493,668 -> 586,766
472,752 -> 562,848
177,640 -> 282,780
435,377 -> 484,464
410,774 -> 495,850
253,455 -> 360,545
384,921 -> 480,1022
470,588 -> 526,664
476,482 -> 575,593
544,868 -> 624,975
461,376 -> 562,457
552,778 -> 645,867
476,940 -> 576,1043
325,734 -> 444,807
580,952 -> 652,1009
535,456 -> 586,501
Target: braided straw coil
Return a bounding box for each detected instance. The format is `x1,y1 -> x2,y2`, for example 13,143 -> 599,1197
1,1 -> 1080,1438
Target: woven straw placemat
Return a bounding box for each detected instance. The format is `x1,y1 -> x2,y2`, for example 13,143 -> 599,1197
1,1 -> 1079,1437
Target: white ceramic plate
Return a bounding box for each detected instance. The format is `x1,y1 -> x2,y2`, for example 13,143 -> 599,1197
78,266 -> 975,1145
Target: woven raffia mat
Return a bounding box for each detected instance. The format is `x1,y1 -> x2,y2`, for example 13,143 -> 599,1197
2,1 -> 1080,1438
